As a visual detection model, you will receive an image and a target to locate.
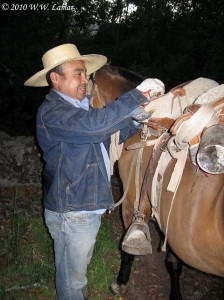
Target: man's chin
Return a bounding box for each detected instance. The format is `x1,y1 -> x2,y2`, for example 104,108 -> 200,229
73,91 -> 86,101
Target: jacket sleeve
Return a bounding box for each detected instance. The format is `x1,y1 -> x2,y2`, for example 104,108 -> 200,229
38,89 -> 148,144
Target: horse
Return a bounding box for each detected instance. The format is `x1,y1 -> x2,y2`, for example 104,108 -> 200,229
90,64 -> 224,299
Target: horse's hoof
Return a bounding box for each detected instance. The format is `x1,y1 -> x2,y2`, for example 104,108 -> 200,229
109,281 -> 127,296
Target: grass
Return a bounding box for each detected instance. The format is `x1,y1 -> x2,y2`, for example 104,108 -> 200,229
0,187 -> 122,300
86,218 -> 120,299
0,199 -> 56,299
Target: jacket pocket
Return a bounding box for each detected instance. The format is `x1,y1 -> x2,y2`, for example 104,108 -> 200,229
65,163 -> 98,209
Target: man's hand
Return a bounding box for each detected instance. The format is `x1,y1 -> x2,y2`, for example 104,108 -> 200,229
136,78 -> 165,102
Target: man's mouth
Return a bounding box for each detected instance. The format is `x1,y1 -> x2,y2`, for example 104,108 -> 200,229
79,85 -> 86,92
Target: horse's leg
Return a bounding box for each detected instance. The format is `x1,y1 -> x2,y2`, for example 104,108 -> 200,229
110,250 -> 135,295
165,247 -> 183,300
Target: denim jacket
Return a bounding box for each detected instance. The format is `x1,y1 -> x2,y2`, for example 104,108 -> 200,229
36,88 -> 148,212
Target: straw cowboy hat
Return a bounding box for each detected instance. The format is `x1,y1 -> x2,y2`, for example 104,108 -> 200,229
24,44 -> 107,87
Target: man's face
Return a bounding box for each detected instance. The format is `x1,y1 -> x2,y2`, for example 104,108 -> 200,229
51,60 -> 89,100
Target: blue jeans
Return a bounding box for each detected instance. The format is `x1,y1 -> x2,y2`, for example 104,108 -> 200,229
44,209 -> 102,300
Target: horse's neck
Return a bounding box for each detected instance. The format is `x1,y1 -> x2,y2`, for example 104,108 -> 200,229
90,82 -> 113,108
91,72 -> 132,108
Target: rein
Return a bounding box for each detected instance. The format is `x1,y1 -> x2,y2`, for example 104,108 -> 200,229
89,73 -> 124,176
113,126 -> 168,211
88,73 -> 108,108
113,125 -> 157,209
90,82 -> 109,108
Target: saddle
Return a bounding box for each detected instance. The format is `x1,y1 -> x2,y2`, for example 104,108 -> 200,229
122,98 -> 224,255
170,100 -> 224,169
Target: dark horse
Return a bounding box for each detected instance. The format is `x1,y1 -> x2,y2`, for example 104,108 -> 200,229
90,64 -> 224,299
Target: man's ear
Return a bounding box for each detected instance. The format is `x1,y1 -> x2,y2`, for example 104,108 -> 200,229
50,72 -> 60,85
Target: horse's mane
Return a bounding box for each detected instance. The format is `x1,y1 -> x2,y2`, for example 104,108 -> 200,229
100,63 -> 145,88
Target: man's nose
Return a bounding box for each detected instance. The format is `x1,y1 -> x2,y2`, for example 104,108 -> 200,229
81,73 -> 89,84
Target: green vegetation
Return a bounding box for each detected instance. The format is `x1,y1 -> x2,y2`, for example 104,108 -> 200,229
0,189 -> 55,299
1,0 -> 224,135
86,219 -> 120,299
0,187 -> 121,299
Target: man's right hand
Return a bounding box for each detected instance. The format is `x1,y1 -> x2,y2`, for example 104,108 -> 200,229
136,78 -> 165,102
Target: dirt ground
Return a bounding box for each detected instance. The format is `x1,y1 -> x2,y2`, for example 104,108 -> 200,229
109,179 -> 224,300
108,210 -> 223,300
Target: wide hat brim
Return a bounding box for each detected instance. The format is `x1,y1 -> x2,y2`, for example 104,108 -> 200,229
24,44 -> 107,87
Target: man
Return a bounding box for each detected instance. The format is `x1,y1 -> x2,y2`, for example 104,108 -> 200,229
24,44 -> 164,300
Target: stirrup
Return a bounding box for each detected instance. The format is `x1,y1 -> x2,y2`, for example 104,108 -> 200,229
122,218 -> 152,255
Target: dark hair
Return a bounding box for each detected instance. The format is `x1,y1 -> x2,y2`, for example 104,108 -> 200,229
46,64 -> 64,87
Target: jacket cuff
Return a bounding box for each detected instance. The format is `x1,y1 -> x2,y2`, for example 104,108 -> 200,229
129,88 -> 148,105
129,106 -> 151,121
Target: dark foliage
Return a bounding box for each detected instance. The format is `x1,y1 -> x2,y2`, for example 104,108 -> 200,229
1,0 -> 223,135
